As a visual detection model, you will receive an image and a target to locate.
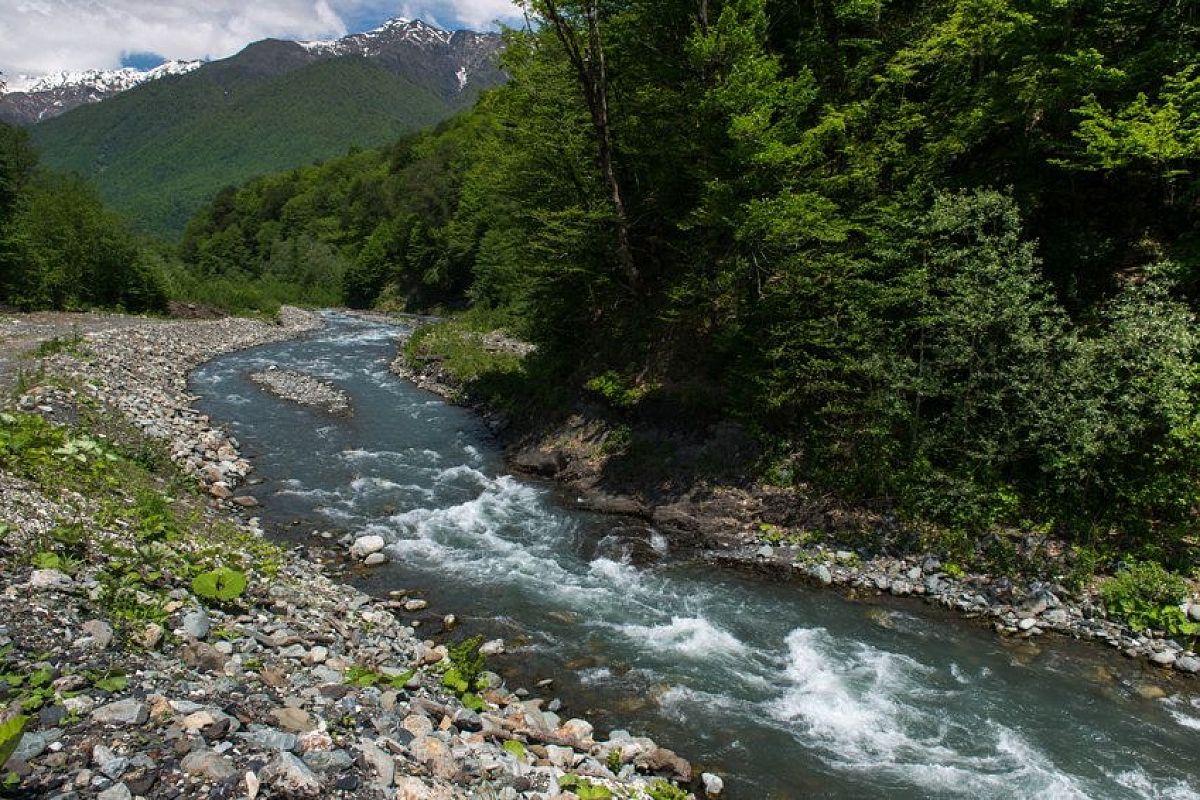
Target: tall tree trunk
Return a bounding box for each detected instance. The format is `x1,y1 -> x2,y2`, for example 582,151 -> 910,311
540,0 -> 641,291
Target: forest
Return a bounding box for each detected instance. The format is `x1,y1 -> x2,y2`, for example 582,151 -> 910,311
7,0 -> 1200,563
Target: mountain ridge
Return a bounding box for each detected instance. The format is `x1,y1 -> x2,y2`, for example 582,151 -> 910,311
24,18 -> 505,234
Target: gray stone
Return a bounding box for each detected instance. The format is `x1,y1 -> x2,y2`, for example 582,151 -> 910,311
755,545 -> 774,559
809,564 -> 833,586
29,569 -> 73,590
303,749 -> 354,772
271,707 -> 316,733
181,749 -> 237,781
263,752 -> 323,797
93,745 -> 129,779
1174,655 -> 1200,674
350,535 -> 386,559
1018,618 -> 1037,632
97,784 -> 132,800
81,620 -> 114,649
1150,651 -> 1177,667
182,609 -> 211,640
1189,604 -> 1200,624
360,741 -> 394,786
363,553 -> 388,566
479,639 -> 506,657
239,726 -> 298,752
12,729 -> 60,762
702,773 -> 725,797
92,700 -> 149,726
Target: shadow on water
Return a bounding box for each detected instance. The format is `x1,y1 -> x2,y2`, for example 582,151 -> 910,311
191,312 -> 1200,800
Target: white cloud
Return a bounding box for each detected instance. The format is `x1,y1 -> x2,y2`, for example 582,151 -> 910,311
0,0 -> 522,79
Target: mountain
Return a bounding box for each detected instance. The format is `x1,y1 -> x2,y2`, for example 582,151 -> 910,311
26,19 -> 504,234
0,61 -> 203,125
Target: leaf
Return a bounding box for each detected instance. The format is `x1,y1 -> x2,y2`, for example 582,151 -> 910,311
191,568 -> 248,603
0,713 -> 27,769
92,673 -> 128,693
502,739 -> 527,760
460,692 -> 485,712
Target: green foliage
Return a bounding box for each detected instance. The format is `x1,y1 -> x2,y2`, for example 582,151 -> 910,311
558,775 -> 613,800
345,666 -> 415,689
0,713 -> 27,770
502,739 -> 528,761
645,780 -> 689,800
32,56 -> 474,235
190,568 -> 248,604
1100,560 -> 1196,638
0,123 -> 166,313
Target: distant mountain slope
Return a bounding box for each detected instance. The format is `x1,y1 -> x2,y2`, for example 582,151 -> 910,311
0,61 -> 203,126
27,19 -> 504,234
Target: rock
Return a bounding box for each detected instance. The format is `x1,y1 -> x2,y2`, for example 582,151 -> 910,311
93,699 -> 149,726
93,744 -> 129,779
756,545 -> 775,559
246,772 -> 261,800
81,619 -> 115,649
1175,655 -> 1200,674
1018,618 -> 1037,632
402,714 -> 434,738
182,609 -> 211,640
12,729 -> 59,762
1150,651 -> 1177,667
138,623 -> 165,650
559,718 -> 594,744
239,727 -> 298,752
1136,685 -> 1167,700
350,535 -> 386,559
304,646 -> 329,665
1189,603 -> 1200,624
404,599 -> 429,612
409,736 -> 458,779
98,784 -> 132,800
511,448 -> 565,477
181,749 -> 237,781
809,564 -> 833,585
271,707 -> 317,733
360,740 -> 394,786
479,639 -> 506,657
181,642 -> 229,673
363,552 -> 388,566
702,773 -> 725,797
29,569 -> 73,590
263,752 -> 323,797
635,746 -> 692,782
304,749 -> 354,772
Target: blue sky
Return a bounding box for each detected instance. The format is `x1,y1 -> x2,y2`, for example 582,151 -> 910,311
1,1 -> 523,80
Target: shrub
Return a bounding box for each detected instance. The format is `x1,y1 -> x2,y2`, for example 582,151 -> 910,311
191,568 -> 248,604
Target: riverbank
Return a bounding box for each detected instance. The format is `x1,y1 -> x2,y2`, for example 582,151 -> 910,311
0,310 -> 700,800
390,318 -> 1200,683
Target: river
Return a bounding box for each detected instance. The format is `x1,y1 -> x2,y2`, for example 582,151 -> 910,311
191,312 -> 1200,799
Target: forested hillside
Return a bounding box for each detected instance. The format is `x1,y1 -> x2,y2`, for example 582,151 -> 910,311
0,123 -> 165,312
29,21 -> 504,235
183,0 -> 1200,558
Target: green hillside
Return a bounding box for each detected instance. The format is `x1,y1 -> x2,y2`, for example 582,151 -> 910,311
30,56 -> 456,234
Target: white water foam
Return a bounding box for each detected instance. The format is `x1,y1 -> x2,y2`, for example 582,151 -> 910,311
620,617 -> 749,660
766,628 -> 1094,798
1111,768 -> 1200,800
1162,696 -> 1200,732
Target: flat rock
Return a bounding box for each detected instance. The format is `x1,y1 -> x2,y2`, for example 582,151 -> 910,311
181,749 -> 237,781
263,752 -> 323,797
93,699 -> 149,726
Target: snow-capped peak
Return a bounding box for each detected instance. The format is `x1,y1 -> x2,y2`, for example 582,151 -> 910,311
2,60 -> 202,96
300,17 -> 455,56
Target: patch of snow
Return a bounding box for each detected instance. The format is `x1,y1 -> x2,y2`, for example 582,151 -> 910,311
2,60 -> 202,97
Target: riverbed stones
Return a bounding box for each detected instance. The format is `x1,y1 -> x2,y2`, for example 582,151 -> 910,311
250,369 -> 352,415
80,619 -> 114,649
0,310 -> 701,800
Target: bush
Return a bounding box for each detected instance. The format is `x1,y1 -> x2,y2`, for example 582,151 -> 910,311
1100,560 -> 1197,637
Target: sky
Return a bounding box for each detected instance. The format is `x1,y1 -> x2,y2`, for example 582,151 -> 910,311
0,0 -> 524,80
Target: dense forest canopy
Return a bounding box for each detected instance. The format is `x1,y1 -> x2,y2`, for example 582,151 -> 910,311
0,123 -> 166,312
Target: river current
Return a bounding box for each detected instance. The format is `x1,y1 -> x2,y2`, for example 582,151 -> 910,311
191,313 -> 1200,799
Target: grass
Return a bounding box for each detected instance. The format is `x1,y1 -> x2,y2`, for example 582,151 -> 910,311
403,308 -> 569,423
159,266 -> 340,317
